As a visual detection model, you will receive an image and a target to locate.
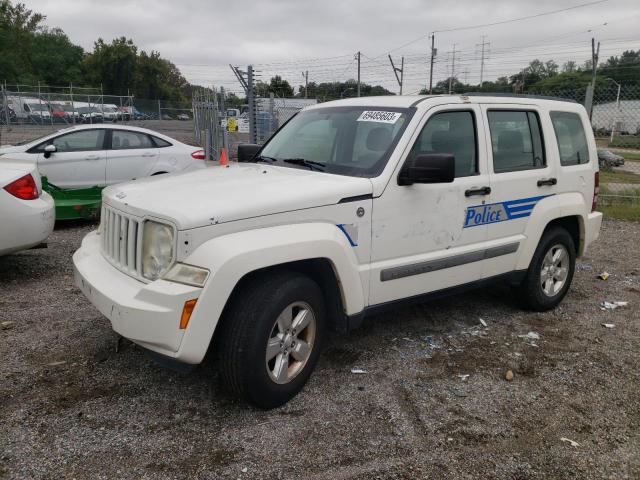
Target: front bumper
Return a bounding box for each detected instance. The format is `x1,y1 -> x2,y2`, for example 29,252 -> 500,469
73,231 -> 202,360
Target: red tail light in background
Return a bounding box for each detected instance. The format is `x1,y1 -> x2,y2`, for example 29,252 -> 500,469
4,173 -> 39,200
592,171 -> 599,212
191,150 -> 206,160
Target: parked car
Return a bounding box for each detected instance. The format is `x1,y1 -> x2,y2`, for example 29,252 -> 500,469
99,104 -> 121,122
177,113 -> 190,121
161,113 -> 173,120
0,124 -> 209,189
73,94 -> 602,408
78,106 -> 104,124
0,160 -> 54,255
597,149 -> 625,169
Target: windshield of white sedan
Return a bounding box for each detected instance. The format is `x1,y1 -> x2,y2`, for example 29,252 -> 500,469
257,106 -> 414,177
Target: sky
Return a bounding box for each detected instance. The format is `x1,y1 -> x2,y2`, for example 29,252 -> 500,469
25,0 -> 640,96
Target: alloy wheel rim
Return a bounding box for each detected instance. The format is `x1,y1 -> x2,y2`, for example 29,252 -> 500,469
540,243 -> 569,297
265,301 -> 316,385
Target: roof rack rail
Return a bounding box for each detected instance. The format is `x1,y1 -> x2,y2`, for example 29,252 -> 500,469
462,92 -> 578,104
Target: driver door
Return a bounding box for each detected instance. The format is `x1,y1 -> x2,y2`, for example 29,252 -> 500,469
37,129 -> 107,188
369,105 -> 491,305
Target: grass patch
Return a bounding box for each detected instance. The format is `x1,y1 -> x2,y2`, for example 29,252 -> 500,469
600,169 -> 640,184
610,135 -> 640,149
599,185 -> 640,221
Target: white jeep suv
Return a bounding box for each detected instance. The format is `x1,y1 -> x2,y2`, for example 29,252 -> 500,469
73,94 -> 602,408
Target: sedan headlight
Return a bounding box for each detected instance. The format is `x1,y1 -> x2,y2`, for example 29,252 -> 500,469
163,263 -> 210,287
141,221 -> 175,281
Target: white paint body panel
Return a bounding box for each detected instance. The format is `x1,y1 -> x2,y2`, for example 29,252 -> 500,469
0,124 -> 206,188
0,161 -> 55,255
72,95 -> 603,365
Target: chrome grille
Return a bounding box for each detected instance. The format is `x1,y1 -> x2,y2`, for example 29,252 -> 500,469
100,205 -> 142,278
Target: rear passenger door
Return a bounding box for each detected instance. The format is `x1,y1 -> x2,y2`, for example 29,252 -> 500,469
106,130 -> 159,185
480,105 -> 558,278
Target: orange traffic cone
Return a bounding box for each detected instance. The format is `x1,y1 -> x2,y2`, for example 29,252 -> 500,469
219,147 -> 228,166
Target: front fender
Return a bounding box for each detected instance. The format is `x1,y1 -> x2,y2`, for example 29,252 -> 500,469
516,192 -> 588,270
175,223 -> 365,364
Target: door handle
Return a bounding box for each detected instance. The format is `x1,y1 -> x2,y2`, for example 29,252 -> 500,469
465,186 -> 491,197
537,178 -> 557,187
85,155 -> 101,160
142,153 -> 155,157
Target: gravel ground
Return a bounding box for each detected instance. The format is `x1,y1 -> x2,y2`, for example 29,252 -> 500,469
1,219 -> 639,479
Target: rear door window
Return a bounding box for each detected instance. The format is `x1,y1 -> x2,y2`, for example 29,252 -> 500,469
550,111 -> 589,166
488,110 -> 545,173
112,130 -> 155,150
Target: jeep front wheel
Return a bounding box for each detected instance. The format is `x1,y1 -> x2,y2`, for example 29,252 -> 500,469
219,271 -> 326,409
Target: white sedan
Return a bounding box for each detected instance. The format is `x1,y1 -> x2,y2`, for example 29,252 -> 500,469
0,124 -> 209,189
0,161 -> 55,256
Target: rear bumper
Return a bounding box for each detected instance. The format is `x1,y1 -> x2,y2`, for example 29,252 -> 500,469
583,211 -> 603,254
0,191 -> 54,255
73,231 -> 202,360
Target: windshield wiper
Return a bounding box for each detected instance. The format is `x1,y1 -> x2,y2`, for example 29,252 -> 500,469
253,155 -> 277,164
282,158 -> 326,171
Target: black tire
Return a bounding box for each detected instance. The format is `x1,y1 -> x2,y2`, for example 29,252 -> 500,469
219,270 -> 326,409
515,226 -> 576,311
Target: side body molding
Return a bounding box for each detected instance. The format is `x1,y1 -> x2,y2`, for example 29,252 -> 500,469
175,223 -> 366,364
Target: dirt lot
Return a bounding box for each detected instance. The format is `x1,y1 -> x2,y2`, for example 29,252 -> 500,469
1,219 -> 639,479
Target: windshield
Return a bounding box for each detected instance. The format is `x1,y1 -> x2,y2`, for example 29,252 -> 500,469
27,103 -> 48,112
258,106 -> 414,177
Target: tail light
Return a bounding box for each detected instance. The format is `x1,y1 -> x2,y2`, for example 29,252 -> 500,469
191,150 -> 206,160
4,173 -> 39,200
591,171 -> 599,212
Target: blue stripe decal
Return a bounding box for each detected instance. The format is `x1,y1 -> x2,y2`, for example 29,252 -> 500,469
464,194 -> 553,228
337,224 -> 358,247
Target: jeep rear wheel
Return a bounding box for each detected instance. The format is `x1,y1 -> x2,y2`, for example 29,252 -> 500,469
516,226 -> 576,311
219,271 -> 326,409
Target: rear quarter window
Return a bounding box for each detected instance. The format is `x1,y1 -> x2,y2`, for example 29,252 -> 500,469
550,111 -> 590,166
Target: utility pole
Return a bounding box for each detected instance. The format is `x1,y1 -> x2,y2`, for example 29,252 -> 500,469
586,37 -> 600,119
476,35 -> 490,87
388,54 -> 404,95
302,70 -> 308,98
448,44 -> 457,94
429,33 -> 436,94
356,51 -> 361,97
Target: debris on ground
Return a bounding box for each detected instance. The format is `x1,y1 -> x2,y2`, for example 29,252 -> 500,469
599,301 -> 628,310
601,323 -> 615,328
1,321 -> 15,330
577,262 -> 593,271
519,332 -> 540,341
350,368 -> 367,374
46,361 -> 66,367
479,318 -> 488,327
241,467 -> 248,473
598,272 -> 610,280
560,437 -> 580,447
505,370 -> 514,381
458,374 -> 470,381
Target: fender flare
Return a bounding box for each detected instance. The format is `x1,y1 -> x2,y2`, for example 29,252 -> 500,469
516,192 -> 587,270
176,222 -> 365,364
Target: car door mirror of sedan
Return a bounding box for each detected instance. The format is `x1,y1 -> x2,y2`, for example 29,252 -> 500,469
43,144 -> 57,158
398,154 -> 455,186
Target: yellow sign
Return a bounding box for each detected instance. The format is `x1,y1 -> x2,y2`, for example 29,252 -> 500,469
227,118 -> 237,132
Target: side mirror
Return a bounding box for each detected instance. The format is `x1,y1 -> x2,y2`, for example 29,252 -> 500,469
237,143 -> 261,162
43,144 -> 56,158
398,154 -> 455,186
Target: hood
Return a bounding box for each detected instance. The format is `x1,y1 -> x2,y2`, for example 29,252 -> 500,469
0,145 -> 26,154
104,163 -> 373,230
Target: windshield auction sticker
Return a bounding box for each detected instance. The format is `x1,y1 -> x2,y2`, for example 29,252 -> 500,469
357,111 -> 402,124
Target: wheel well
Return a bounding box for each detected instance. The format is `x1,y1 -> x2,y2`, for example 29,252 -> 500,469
209,259 -> 347,357
544,216 -> 582,255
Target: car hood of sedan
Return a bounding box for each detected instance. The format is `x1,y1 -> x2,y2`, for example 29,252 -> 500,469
103,162 -> 373,230
0,145 -> 27,154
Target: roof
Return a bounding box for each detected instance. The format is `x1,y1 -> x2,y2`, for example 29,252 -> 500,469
308,93 -> 580,110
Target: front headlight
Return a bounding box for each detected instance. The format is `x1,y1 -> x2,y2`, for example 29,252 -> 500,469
141,221 -> 175,281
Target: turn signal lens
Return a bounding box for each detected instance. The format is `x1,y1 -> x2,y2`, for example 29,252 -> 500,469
4,173 -> 39,200
191,150 -> 206,160
180,299 -> 198,329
